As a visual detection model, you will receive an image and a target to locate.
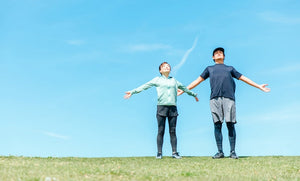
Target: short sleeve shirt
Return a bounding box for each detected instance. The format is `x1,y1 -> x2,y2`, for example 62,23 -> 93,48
200,64 -> 242,101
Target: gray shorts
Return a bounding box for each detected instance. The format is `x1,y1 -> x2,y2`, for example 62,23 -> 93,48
210,97 -> 236,123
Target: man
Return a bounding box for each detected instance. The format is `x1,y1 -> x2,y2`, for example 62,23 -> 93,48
178,47 -> 270,159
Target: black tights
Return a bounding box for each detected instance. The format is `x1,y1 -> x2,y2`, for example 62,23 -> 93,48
156,115 -> 177,153
214,121 -> 236,153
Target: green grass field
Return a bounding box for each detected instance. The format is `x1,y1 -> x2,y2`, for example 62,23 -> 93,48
0,156 -> 299,181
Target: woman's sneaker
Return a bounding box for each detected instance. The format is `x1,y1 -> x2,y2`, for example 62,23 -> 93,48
230,151 -> 239,159
212,152 -> 224,159
156,152 -> 162,159
172,152 -> 182,159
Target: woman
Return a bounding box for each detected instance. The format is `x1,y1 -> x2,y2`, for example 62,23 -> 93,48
124,62 -> 198,159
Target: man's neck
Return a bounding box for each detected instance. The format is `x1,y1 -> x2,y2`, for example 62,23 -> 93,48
215,59 -> 224,64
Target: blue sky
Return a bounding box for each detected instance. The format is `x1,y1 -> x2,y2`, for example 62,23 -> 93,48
1,0 -> 299,157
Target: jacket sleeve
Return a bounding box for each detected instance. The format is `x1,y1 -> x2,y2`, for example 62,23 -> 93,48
176,80 -> 197,97
129,77 -> 157,95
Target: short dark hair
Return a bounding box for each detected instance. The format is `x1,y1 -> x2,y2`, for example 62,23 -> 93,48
159,62 -> 171,74
213,47 -> 225,56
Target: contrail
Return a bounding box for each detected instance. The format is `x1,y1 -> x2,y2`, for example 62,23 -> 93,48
43,131 -> 70,140
173,36 -> 198,74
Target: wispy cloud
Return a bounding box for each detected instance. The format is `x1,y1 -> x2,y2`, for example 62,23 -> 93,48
42,131 -> 70,140
67,40 -> 85,46
173,36 -> 198,74
258,11 -> 300,24
126,43 -> 171,52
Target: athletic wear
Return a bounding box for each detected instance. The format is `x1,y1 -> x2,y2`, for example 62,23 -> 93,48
172,152 -> 182,159
129,75 -> 197,106
214,121 -> 236,153
214,122 -> 223,153
210,97 -> 236,123
227,123 -> 236,152
129,74 -> 196,156
200,64 -> 242,101
157,105 -> 178,117
212,152 -> 225,159
156,152 -> 162,159
156,106 -> 179,154
156,109 -> 177,153
200,63 -> 241,156
230,151 -> 239,159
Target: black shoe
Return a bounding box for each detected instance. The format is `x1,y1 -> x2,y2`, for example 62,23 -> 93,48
212,152 -> 224,159
172,152 -> 182,159
230,151 -> 239,159
156,152 -> 162,159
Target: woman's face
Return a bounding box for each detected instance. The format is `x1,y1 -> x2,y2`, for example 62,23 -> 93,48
159,63 -> 171,74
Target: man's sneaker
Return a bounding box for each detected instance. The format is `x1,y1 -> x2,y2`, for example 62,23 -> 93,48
156,152 -> 162,159
172,152 -> 182,159
212,152 -> 225,159
230,151 -> 239,159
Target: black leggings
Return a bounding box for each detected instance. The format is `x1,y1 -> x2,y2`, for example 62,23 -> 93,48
214,121 -> 236,152
156,115 -> 177,153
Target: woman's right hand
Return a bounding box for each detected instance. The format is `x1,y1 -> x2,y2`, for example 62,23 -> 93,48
177,89 -> 184,96
124,92 -> 132,99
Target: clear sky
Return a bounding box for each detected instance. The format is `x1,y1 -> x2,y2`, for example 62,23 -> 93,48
1,0 -> 299,157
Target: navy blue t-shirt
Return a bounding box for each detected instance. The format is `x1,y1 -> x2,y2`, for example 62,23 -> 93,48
200,64 -> 242,101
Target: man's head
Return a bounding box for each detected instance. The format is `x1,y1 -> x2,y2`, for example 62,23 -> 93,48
212,47 -> 225,62
159,62 -> 171,75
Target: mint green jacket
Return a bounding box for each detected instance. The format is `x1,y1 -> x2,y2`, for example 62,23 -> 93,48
129,75 -> 197,106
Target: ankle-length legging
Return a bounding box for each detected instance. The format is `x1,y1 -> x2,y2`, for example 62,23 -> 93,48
156,115 -> 177,153
214,121 -> 236,152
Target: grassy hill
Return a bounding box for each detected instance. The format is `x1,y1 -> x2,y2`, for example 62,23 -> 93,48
0,156 -> 299,180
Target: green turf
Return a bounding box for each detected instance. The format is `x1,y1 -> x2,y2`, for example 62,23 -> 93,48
0,156 -> 299,180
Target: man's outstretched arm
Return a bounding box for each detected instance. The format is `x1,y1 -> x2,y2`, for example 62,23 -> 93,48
178,76 -> 205,96
239,75 -> 270,92
187,76 -> 205,90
